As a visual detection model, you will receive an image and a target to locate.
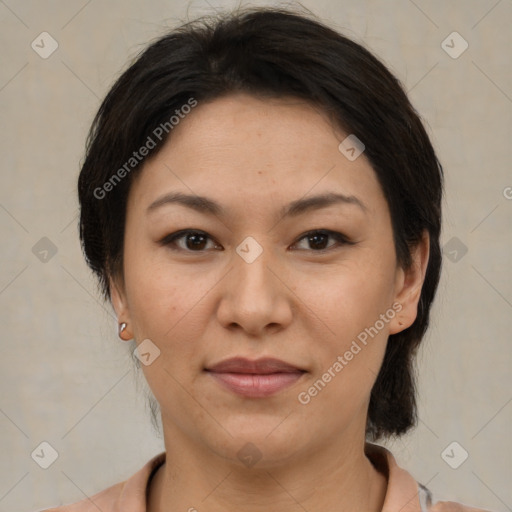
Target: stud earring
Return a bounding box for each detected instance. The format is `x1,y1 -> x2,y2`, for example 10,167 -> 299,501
118,322 -> 128,340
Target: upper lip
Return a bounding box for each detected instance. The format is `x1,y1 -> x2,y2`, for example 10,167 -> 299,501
205,357 -> 305,374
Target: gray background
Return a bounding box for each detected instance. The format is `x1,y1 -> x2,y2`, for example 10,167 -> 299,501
1,0 -> 510,511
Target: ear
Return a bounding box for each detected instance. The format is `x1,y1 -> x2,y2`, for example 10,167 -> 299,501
388,230 -> 430,335
109,274 -> 133,340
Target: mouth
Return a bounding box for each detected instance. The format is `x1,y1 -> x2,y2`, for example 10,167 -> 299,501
204,357 -> 306,398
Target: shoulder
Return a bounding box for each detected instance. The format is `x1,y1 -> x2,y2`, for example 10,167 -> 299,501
35,451 -> 166,512
35,481 -> 125,511
364,443 -> 494,512
430,500 -> 495,512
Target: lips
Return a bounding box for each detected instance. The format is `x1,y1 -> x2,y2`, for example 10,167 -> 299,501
205,357 -> 305,374
205,357 -> 306,398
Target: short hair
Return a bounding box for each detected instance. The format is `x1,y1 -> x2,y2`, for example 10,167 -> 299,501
78,5 -> 443,441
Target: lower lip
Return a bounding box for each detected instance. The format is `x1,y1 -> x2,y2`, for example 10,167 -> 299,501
206,371 -> 304,398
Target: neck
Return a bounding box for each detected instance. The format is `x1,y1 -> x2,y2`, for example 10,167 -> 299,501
147,425 -> 387,512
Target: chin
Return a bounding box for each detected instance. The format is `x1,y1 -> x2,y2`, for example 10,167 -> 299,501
202,420 -> 306,467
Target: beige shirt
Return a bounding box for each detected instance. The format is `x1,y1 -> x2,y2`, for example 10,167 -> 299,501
39,443 -> 491,512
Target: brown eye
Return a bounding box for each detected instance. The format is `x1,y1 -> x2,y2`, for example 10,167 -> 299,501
160,230 -> 220,252
292,230 -> 353,252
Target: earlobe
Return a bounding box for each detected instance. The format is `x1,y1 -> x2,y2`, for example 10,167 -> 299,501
118,321 -> 132,341
389,231 -> 430,334
109,276 -> 133,340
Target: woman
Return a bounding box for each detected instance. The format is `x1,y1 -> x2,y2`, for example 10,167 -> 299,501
41,6 -> 490,512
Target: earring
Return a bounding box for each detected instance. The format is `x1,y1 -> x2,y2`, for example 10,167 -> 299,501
118,322 -> 128,341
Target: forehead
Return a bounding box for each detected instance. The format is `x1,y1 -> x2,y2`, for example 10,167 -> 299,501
128,93 -> 385,218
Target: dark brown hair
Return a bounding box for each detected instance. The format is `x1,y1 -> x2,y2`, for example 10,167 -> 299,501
78,5 -> 443,441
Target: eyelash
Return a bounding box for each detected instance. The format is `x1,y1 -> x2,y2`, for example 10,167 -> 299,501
159,229 -> 355,254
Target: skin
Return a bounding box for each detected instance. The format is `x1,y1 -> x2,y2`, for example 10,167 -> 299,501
110,92 -> 430,512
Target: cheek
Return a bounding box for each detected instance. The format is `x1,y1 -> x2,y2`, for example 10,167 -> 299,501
295,275 -> 392,422
123,238 -> 194,332
125,259 -> 212,417
295,253 -> 396,393
295,255 -> 396,336
123,249 -> 221,375
128,271 -> 207,347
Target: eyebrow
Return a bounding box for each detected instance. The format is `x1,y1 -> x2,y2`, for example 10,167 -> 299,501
146,191 -> 368,218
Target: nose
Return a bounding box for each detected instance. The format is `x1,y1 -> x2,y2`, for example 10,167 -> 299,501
216,241 -> 293,337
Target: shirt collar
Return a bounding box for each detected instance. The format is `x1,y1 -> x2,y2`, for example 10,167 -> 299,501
115,443 -> 425,511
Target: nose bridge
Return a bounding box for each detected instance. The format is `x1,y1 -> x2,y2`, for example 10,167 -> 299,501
217,234 -> 291,334
233,235 -> 276,302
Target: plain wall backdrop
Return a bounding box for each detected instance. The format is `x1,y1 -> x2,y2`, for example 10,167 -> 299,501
1,0 -> 510,511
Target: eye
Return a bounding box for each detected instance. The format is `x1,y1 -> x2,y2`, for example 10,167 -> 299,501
159,229 -> 353,253
292,230 -> 353,252
159,230 -> 220,252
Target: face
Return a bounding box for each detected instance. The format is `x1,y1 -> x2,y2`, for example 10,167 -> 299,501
111,93 -> 428,467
